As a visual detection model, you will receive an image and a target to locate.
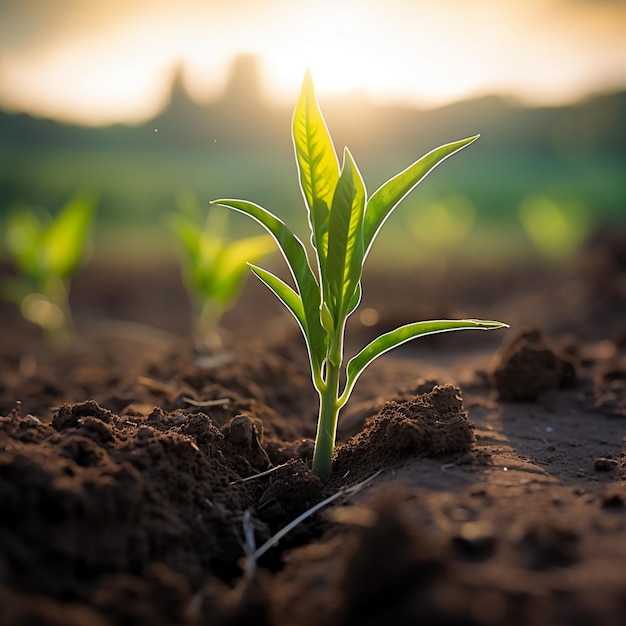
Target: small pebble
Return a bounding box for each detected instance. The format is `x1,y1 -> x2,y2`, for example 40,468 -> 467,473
594,457 -> 618,472
601,494 -> 624,509
452,520 -> 496,559
136,426 -> 155,440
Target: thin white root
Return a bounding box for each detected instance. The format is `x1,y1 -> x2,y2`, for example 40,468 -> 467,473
244,469 -> 382,580
136,375 -> 179,395
241,509 -> 258,579
229,462 -> 291,486
182,396 -> 231,408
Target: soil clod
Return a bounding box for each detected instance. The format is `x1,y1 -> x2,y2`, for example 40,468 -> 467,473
333,384 -> 474,480
490,327 -> 578,401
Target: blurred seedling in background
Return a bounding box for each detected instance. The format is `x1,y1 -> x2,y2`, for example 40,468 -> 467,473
214,72 -> 508,479
519,193 -> 589,262
1,193 -> 95,349
407,194 -> 476,283
169,191 -> 275,352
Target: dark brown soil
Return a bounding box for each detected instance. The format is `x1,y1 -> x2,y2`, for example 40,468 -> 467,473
1,231 -> 625,626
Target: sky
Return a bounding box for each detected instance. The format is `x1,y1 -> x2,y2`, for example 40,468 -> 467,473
1,0 -> 625,125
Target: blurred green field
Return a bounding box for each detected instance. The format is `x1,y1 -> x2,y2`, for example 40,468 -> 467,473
2,87 -> 625,269
2,146 -> 623,267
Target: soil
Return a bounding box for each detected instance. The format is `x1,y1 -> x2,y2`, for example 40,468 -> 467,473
1,230 -> 625,626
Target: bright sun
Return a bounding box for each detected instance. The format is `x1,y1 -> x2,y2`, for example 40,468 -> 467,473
250,2 -> 482,106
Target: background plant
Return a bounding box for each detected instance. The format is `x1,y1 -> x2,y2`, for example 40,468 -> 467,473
406,194 -> 477,282
1,193 -> 95,348
169,191 -> 275,350
214,73 -> 508,479
519,193 -> 589,261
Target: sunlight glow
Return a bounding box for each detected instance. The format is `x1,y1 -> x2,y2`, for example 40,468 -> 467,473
255,2 -> 484,106
0,0 -> 625,125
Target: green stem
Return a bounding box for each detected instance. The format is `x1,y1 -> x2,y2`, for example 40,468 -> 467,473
312,332 -> 343,480
194,300 -> 223,352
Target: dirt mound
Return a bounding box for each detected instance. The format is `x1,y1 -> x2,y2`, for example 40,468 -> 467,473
333,385 -> 474,480
0,402 -> 260,600
490,327 -> 578,401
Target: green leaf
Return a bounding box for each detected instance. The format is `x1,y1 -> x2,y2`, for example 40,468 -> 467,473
292,70 -> 340,266
169,214 -> 202,262
43,193 -> 95,278
212,198 -> 328,371
248,264 -> 324,386
249,264 -> 305,329
346,282 -> 362,317
204,204 -> 229,240
324,148 -> 366,321
343,318 -> 508,405
211,235 -> 276,305
4,209 -> 43,278
364,135 -> 479,259
171,197 -> 268,318
171,192 -> 226,268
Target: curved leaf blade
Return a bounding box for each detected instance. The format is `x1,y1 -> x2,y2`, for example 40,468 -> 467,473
346,282 -> 362,318
211,198 -> 327,369
168,214 -> 202,263
44,193 -> 95,278
292,70 -> 340,264
249,264 -> 305,330
211,235 -> 276,305
248,264 -> 326,389
364,135 -> 479,259
343,319 -> 508,404
4,209 -> 43,278
324,148 -> 366,320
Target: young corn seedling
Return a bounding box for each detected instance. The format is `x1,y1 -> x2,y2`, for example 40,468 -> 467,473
169,192 -> 275,351
213,73 -> 508,479
1,193 -> 95,349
